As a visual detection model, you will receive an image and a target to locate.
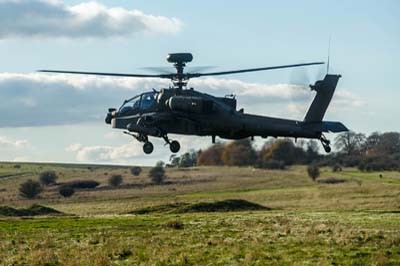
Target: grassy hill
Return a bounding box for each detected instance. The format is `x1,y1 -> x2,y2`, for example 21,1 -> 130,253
0,162 -> 399,265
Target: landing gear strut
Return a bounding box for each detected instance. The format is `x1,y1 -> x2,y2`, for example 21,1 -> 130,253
124,131 -> 154,154
320,134 -> 331,153
163,135 -> 180,153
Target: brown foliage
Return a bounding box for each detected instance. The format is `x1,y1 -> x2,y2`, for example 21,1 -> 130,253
196,143 -> 225,166
221,139 -> 256,166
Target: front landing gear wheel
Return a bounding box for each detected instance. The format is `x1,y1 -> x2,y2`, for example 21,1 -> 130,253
143,142 -> 154,154
169,140 -> 180,153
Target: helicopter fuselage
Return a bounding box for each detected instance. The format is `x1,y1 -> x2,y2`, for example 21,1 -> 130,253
107,88 -> 320,142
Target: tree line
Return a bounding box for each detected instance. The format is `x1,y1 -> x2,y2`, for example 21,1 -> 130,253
168,131 -> 400,171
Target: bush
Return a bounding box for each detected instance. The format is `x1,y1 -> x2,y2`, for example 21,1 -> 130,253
358,155 -> 400,172
65,180 -> 100,189
307,164 -> 320,181
130,166 -> 142,176
19,179 -> 43,198
59,186 -> 75,197
332,164 -> 342,172
318,177 -> 346,184
108,174 -> 123,187
14,164 -> 21,169
149,166 -> 165,184
256,159 -> 286,170
165,220 -> 184,229
39,171 -> 58,186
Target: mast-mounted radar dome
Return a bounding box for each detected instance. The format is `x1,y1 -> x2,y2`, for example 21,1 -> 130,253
167,53 -> 193,64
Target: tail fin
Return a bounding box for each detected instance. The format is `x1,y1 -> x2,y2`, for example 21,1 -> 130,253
303,74 -> 341,122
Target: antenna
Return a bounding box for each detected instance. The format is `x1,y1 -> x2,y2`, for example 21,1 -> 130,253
327,36 -> 331,74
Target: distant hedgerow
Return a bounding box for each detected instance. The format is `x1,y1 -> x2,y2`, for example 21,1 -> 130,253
65,180 -> 100,189
59,186 -> 75,197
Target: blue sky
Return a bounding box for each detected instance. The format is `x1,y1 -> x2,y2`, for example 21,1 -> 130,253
0,0 -> 399,165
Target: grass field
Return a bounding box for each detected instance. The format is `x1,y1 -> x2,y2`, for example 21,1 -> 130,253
0,162 -> 399,265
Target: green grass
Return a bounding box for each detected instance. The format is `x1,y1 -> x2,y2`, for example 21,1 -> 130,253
0,162 -> 399,265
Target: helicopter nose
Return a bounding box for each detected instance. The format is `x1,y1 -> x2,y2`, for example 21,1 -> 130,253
105,108 -> 117,124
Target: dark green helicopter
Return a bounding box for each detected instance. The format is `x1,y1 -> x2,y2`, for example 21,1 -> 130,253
40,53 -> 348,154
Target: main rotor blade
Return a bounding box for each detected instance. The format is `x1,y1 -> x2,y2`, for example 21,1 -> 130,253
188,62 -> 324,78
38,70 -> 171,79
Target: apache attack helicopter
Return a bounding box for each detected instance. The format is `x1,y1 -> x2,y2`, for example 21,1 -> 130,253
40,53 -> 348,154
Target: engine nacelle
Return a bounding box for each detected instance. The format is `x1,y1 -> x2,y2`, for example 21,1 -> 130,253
167,96 -> 213,114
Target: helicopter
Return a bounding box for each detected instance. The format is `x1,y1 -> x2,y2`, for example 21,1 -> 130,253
40,53 -> 348,154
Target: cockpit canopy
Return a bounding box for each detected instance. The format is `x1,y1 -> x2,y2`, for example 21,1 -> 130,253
119,91 -> 158,116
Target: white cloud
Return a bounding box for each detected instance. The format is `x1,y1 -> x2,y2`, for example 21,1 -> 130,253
66,141 -> 145,163
0,136 -> 29,148
0,73 -> 362,127
66,134 -> 214,164
0,0 -> 182,39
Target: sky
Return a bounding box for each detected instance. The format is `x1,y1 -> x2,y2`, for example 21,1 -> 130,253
0,0 -> 399,165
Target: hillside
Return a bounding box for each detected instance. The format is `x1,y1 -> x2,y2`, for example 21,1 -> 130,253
0,162 -> 399,265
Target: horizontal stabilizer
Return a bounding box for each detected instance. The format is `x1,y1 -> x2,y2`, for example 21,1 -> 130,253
303,121 -> 348,133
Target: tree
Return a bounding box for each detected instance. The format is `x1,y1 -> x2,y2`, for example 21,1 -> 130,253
334,131 -> 366,155
306,140 -> 320,162
59,186 -> 75,197
378,132 -> 400,155
221,139 -> 256,166
39,171 -> 58,186
108,174 -> 123,187
156,161 -> 165,168
307,165 -> 320,181
261,139 -> 306,165
363,132 -> 382,155
196,144 -> 225,166
19,179 -> 43,198
169,150 -> 199,167
149,166 -> 165,184
130,166 -> 142,176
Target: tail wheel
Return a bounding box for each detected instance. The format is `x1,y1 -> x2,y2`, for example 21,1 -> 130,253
143,142 -> 154,154
169,140 -> 180,153
323,144 -> 331,153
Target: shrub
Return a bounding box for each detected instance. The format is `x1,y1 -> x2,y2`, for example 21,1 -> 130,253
39,171 -> 58,186
358,155 -> 400,172
65,180 -> 100,189
307,164 -> 320,181
149,166 -> 165,184
318,177 -> 346,184
130,166 -> 142,176
14,164 -> 21,169
332,164 -> 342,172
59,186 -> 75,197
108,174 -> 123,187
19,179 -> 43,198
165,220 -> 184,230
